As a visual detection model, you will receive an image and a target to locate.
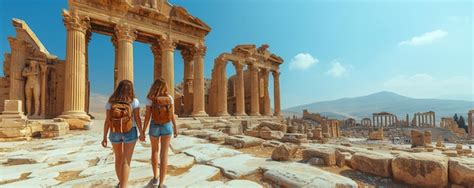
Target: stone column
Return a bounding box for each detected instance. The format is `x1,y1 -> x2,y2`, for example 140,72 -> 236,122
233,61 -> 246,116
191,45 -> 208,117
115,24 -> 136,83
216,59 -> 229,116
373,115 -> 375,127
468,110 -> 473,138
159,36 -> 176,98
59,10 -> 90,120
39,64 -> 48,117
273,70 -> 281,116
111,35 -> 119,88
181,48 -> 194,116
248,64 -> 260,116
7,38 -> 27,104
262,69 -> 271,116
150,44 -> 162,81
85,31 -> 91,114
432,113 -> 436,127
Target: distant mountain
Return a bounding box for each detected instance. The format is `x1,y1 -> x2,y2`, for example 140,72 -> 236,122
283,91 -> 473,121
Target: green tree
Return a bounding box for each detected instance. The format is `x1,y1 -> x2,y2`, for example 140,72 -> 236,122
453,114 -> 459,123
458,116 -> 467,132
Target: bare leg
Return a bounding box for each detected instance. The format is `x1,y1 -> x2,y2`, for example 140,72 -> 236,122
112,143 -> 124,185
25,88 -> 32,116
159,135 -> 171,186
121,141 -> 137,188
150,136 -> 161,179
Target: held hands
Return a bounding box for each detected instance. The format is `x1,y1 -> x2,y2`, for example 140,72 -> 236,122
174,130 -> 178,138
139,131 -> 146,142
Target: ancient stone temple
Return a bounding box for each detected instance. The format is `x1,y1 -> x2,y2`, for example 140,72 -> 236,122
1,19 -> 66,119
302,110 -> 340,138
412,111 -> 436,127
372,112 -> 398,127
440,117 -> 466,137
1,0 -> 212,120
207,44 -> 283,117
361,118 -> 372,127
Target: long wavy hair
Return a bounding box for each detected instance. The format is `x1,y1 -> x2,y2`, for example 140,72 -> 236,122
147,78 -> 169,100
108,80 -> 135,103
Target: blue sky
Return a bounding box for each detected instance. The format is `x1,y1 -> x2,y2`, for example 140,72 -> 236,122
1,0 -> 472,109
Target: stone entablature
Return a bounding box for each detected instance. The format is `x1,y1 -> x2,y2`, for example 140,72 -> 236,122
208,44 -> 283,117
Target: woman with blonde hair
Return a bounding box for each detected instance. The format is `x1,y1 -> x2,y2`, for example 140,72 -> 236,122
101,80 -> 144,188
142,78 -> 178,188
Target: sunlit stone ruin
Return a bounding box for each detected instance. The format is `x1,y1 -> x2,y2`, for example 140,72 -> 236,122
0,0 -> 472,187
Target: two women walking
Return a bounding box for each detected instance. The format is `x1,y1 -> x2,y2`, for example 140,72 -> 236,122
101,79 -> 177,188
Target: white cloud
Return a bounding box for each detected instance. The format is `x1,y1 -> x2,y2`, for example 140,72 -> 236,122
326,59 -> 349,77
383,74 -> 473,99
289,53 -> 318,70
399,29 -> 448,46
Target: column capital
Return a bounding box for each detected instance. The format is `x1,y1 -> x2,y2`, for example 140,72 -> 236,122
150,44 -> 162,57
232,60 -> 244,71
39,63 -> 48,74
181,48 -> 194,63
62,10 -> 90,34
272,70 -> 280,77
115,23 -> 137,42
159,36 -> 176,51
192,44 -> 207,57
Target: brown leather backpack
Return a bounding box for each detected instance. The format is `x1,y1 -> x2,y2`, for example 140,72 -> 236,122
109,102 -> 133,133
151,96 -> 173,125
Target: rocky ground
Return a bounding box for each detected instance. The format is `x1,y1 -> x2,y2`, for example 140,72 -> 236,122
0,119 -> 473,188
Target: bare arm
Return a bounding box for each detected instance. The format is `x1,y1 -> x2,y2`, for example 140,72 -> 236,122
171,105 -> 178,136
133,108 -> 142,133
102,110 -> 110,147
143,106 -> 152,134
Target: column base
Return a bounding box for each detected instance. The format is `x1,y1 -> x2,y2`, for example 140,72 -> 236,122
234,112 -> 247,116
191,111 -> 208,117
273,112 -> 282,116
58,111 -> 91,121
249,112 -> 261,116
263,113 -> 273,116
216,112 -> 230,117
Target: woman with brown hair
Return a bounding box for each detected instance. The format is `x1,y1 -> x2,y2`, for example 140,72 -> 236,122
101,80 -> 144,188
142,78 -> 178,188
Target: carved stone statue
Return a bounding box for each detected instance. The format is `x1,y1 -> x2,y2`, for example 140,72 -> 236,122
22,60 -> 41,117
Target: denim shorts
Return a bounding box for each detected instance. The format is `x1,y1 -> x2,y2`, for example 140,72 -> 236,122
149,121 -> 173,138
109,127 -> 138,144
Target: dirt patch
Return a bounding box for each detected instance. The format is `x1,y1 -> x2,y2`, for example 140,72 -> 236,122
55,171 -> 83,183
87,158 -> 100,167
167,165 -> 193,176
0,172 -> 31,185
233,145 -> 274,158
48,161 -> 70,167
3,158 -> 36,166
241,170 -> 270,188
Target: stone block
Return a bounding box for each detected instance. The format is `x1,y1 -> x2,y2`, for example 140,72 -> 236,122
1,119 -> 27,128
244,130 -> 259,137
0,126 -> 31,138
3,100 -> 23,113
449,157 -> 474,187
224,135 -> 264,148
260,130 -> 284,140
281,133 -> 308,144
392,153 -> 448,187
271,144 -> 297,161
302,147 -> 336,166
351,151 -> 393,177
65,119 -> 90,130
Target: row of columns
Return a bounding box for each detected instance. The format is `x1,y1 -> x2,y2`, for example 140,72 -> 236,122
372,114 -> 397,127
59,10 -> 208,119
413,112 -> 436,127
361,118 -> 371,126
212,59 -> 280,117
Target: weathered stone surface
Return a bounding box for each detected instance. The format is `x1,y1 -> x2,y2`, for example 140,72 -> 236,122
257,121 -> 287,132
263,140 -> 283,148
224,180 -> 262,188
0,126 -> 31,138
308,157 -> 325,166
262,162 -> 357,188
65,119 -> 90,130
351,151 -> 393,177
209,154 -> 277,179
271,144 -> 297,161
411,130 -> 424,148
208,132 -> 228,141
170,135 -> 207,152
224,135 -> 264,148
449,157 -> 474,187
335,150 -> 350,167
392,152 -> 448,187
443,150 -> 458,157
244,130 -> 260,137
302,147 -> 336,166
183,143 -> 241,163
166,165 -> 220,187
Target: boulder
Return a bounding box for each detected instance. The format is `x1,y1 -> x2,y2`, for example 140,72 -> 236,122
65,119 -> 90,130
448,157 -> 474,187
391,152 -> 448,187
271,144 -> 297,161
335,150 -> 350,168
351,151 -> 393,177
302,147 -> 336,166
224,135 -> 264,149
281,133 -> 308,144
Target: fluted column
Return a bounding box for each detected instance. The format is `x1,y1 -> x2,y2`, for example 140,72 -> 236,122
191,45 -> 208,117
249,64 -> 260,116
159,36 -> 176,97
7,38 -> 27,105
262,69 -> 271,116
216,59 -> 229,116
59,10 -> 90,120
181,48 -> 194,116
40,64 -> 48,117
115,24 -> 136,83
111,35 -> 119,88
151,44 -> 162,81
272,70 -> 281,116
373,115 -> 375,127
432,113 -> 436,127
233,61 -> 246,116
